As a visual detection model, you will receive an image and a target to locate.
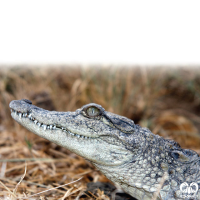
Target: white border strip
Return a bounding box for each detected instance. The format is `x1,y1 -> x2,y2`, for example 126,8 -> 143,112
0,50 -> 200,65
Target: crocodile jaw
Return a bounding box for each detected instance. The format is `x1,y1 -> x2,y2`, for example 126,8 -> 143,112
9,100 -> 132,166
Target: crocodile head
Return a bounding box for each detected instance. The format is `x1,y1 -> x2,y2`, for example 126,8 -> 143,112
9,99 -> 139,166
9,99 -> 200,200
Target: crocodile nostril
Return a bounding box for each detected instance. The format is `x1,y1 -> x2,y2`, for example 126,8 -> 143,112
22,99 -> 32,104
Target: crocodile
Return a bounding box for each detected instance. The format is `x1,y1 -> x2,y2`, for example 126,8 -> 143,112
9,99 -> 200,200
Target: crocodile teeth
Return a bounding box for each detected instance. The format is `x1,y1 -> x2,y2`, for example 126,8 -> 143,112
42,125 -> 47,130
15,111 -> 91,139
28,114 -> 32,120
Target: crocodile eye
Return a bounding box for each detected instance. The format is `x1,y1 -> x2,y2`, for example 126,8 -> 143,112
86,106 -> 100,117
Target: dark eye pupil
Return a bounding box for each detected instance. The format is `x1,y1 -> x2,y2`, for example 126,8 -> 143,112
87,107 -> 100,117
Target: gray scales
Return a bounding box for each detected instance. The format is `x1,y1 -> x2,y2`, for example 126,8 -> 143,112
9,99 -> 200,200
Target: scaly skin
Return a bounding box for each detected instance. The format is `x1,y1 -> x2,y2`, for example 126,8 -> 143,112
9,99 -> 200,200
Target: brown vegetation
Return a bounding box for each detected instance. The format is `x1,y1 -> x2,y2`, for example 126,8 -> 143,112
0,66 -> 200,199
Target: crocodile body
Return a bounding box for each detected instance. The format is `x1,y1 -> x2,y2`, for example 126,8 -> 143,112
9,99 -> 200,200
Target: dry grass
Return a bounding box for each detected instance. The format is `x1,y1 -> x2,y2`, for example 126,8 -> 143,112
0,66 -> 200,199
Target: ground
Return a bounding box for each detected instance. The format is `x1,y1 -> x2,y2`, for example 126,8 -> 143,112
0,66 -> 200,199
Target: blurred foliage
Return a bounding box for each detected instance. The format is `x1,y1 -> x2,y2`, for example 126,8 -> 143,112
0,66 -> 200,199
